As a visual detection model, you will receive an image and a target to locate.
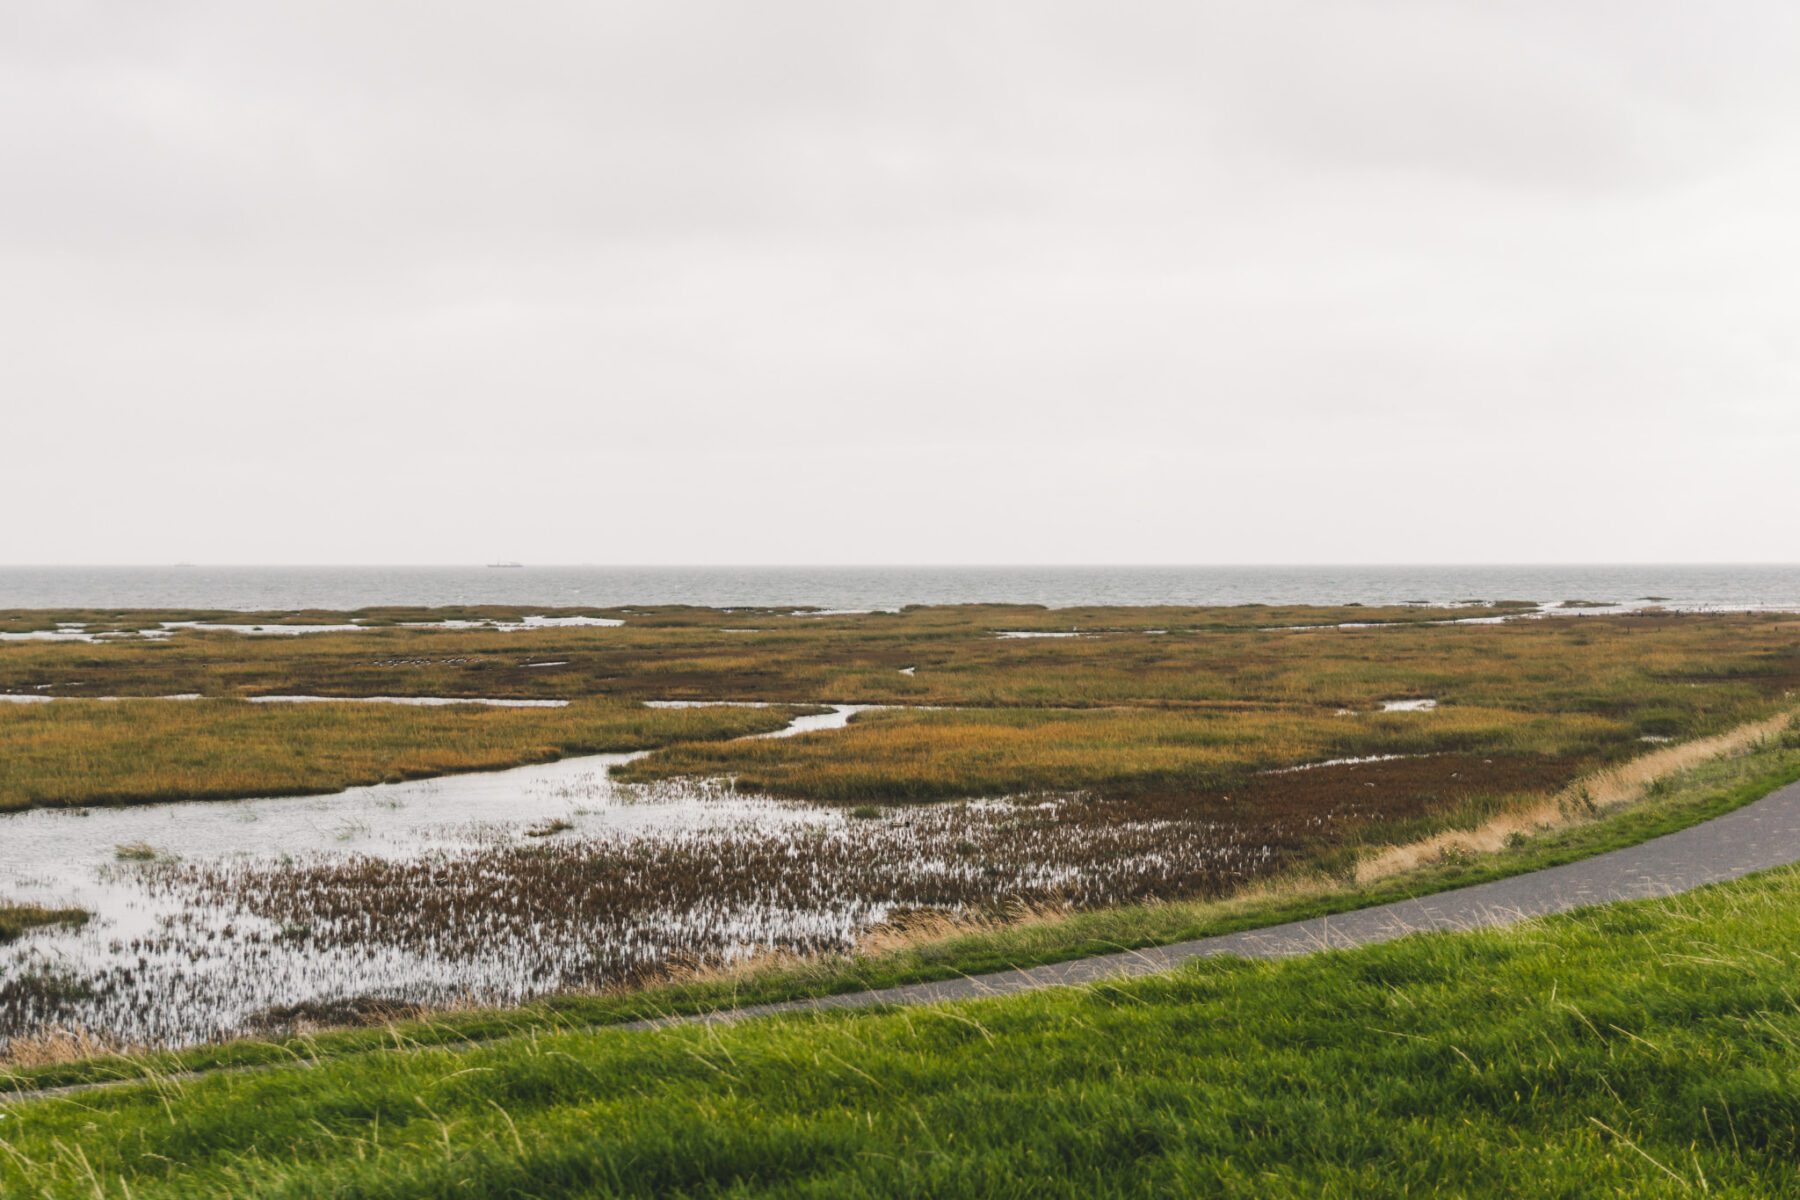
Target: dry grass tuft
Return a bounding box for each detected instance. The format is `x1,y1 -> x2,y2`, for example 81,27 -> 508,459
1353,708 -> 1800,883
0,1026 -> 135,1069
853,899 -> 1074,957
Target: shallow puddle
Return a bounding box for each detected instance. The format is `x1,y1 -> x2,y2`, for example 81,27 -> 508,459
160,621 -> 369,636
1,613 -> 625,644
1,694 -> 567,707
0,693 -> 202,704
1264,752 -> 1435,774
0,628 -> 172,643
396,615 -> 624,632
246,695 -> 572,708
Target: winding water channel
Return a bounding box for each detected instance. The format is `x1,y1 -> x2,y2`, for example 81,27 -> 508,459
0,707 -> 862,1049
0,686 -> 1469,1052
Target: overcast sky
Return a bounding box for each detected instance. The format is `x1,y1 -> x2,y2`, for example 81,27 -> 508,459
4,2 -> 1797,565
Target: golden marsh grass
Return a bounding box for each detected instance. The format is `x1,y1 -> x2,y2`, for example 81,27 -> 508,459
0,698 -> 808,811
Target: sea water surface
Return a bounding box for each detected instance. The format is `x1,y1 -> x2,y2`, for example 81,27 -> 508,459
3,564 -> 1799,612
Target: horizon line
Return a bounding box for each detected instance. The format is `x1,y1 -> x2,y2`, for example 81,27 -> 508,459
5,562 -> 1799,571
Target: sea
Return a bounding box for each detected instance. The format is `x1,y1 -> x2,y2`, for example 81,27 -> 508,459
2,565 -> 1798,612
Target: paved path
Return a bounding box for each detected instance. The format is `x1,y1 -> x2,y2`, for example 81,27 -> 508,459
637,775 -> 1800,1029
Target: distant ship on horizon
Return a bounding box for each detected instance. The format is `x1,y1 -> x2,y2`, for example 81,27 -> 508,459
486,561 -> 525,569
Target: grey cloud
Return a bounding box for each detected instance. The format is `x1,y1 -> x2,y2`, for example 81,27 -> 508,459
2,2 -> 1797,565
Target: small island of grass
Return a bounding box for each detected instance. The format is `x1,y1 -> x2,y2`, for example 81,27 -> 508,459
0,903 -> 88,943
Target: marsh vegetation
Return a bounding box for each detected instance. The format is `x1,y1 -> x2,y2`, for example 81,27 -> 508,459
0,698 -> 809,812
2,603 -> 1797,1053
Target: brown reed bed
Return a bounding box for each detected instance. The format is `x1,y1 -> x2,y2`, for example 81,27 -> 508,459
616,703 -> 1619,802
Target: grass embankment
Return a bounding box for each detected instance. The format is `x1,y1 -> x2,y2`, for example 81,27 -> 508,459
11,717 -> 1797,1096
0,905 -> 86,944
0,700 -> 812,812
9,858 -> 1800,1192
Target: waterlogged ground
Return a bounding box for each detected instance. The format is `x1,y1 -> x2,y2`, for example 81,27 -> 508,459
0,701 -> 1481,1052
0,708 -> 848,1048
0,613 -> 626,642
0,705 -> 1274,1050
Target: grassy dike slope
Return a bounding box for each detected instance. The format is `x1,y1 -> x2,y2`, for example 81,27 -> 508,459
6,866 -> 1800,1196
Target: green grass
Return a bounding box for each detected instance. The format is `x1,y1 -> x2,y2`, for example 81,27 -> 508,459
0,699 -> 815,812
9,855 -> 1800,1193
0,904 -> 87,943
11,725 -> 1797,1099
